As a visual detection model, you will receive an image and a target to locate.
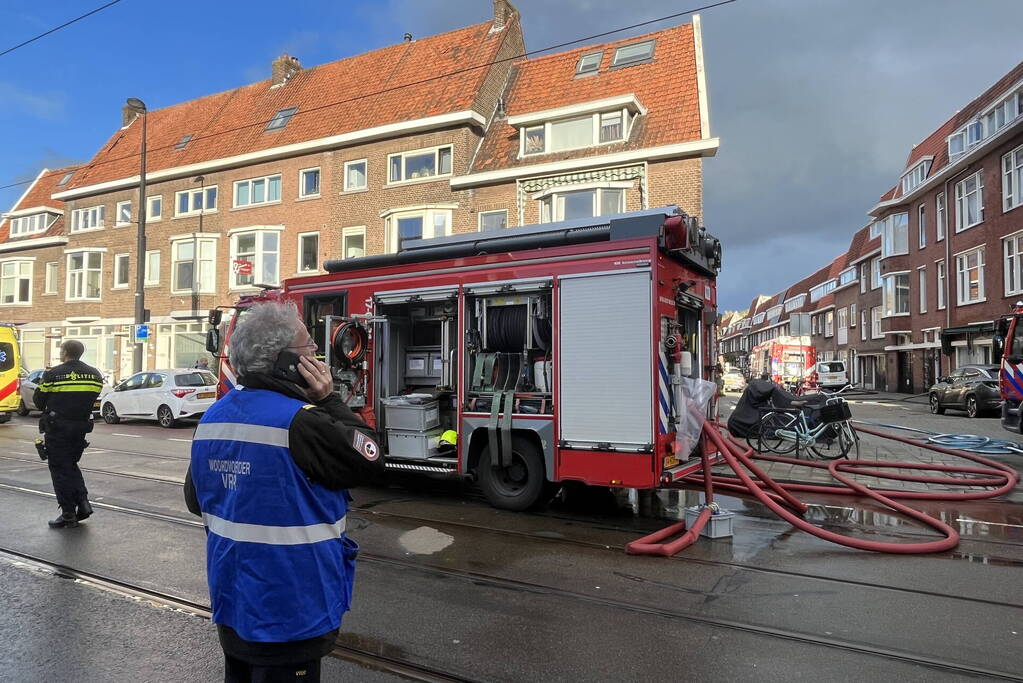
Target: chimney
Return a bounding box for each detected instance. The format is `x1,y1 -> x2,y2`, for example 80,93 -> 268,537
122,104 -> 139,128
492,0 -> 518,30
403,32 -> 413,42
271,53 -> 302,86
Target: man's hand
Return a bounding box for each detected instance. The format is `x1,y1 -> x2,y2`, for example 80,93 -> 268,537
297,355 -> 334,402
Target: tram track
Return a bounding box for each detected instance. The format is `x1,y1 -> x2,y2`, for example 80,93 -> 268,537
0,480 -> 1020,680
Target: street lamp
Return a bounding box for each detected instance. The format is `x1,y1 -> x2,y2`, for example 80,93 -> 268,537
127,97 -> 148,373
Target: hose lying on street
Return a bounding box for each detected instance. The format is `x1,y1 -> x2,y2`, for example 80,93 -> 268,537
626,422 -> 1020,557
851,419 -> 1023,455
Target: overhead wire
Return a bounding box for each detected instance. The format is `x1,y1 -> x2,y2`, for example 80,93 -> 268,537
0,0 -> 737,193
0,0 -> 126,58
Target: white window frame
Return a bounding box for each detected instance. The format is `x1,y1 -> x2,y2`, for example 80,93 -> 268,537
343,159 -> 368,192
576,50 -> 603,75
144,250 -> 160,287
936,192 -> 946,241
65,250 -> 104,302
882,272 -> 910,317
871,306 -> 883,339
955,247 -> 985,306
611,39 -> 655,68
297,231 -> 320,274
170,236 -> 218,294
70,205 -> 105,233
859,262 -> 868,293
147,195 -> 162,222
880,212 -> 909,257
850,303 -> 857,327
783,294 -> 805,313
44,261 -> 58,295
918,267 -> 927,314
900,159 -> 931,195
937,259 -> 946,310
917,204 -> 926,249
1003,143 -> 1023,212
0,258 -> 33,305
537,186 -> 626,223
174,186 -> 218,217
9,213 -> 51,237
113,253 -> 130,289
860,310 -> 867,341
234,174 -> 283,209
115,200 -> 132,227
341,226 -> 366,260
752,312 -> 765,325
824,311 -> 834,338
478,209 -> 509,232
229,227 -> 283,289
298,167 -> 320,199
1004,231 -> 1023,297
871,256 -> 882,290
519,109 -> 633,157
383,208 -> 453,253
386,145 -> 453,185
869,222 -> 881,239
838,267 -> 856,288
954,171 -> 984,232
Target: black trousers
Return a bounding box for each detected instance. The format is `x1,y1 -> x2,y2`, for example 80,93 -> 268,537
223,654 -> 321,682
45,434 -> 89,515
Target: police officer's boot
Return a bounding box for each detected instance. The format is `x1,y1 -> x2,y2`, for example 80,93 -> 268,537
48,512 -> 79,529
76,499 -> 94,522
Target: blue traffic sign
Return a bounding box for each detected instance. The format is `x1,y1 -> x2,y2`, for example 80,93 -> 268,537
134,324 -> 150,340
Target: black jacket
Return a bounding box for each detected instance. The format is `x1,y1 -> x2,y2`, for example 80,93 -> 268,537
183,373 -> 384,515
726,379 -> 796,438
34,360 -> 104,429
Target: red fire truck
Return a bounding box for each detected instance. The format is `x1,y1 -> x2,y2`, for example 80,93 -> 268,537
748,336 -> 815,389
998,304 -> 1023,432
206,207 -> 722,510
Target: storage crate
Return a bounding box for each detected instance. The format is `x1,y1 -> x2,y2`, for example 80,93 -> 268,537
382,396 -> 440,431
685,505 -> 734,539
386,428 -> 443,460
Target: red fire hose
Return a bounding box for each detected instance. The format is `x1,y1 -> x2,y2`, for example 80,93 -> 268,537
627,421 -> 1020,556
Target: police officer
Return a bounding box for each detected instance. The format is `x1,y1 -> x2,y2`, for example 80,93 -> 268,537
34,339 -> 104,529
184,302 -> 383,682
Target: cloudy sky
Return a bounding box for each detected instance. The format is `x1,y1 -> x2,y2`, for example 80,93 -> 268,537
2,0 -> 1021,310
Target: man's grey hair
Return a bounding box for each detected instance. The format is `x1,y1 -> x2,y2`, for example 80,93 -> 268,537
228,301 -> 304,377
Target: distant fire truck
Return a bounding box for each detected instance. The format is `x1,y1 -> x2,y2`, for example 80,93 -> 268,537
748,336 -> 815,389
998,304 -> 1023,432
207,207 -> 722,510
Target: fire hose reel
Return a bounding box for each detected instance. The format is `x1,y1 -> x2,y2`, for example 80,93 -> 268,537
331,320 -> 368,369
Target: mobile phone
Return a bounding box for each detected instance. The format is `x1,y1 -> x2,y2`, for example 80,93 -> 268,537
272,350 -> 309,388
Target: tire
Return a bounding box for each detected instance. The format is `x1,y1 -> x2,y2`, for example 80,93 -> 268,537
16,399 -> 29,417
965,395 -> 978,419
929,393 -> 945,415
810,422 -> 856,460
157,405 -> 177,429
101,402 -> 120,425
747,411 -> 797,454
476,435 -> 546,511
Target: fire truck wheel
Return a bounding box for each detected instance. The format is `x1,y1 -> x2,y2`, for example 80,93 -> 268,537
477,435 -> 546,511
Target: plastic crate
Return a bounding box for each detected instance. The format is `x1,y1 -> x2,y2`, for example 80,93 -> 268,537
685,505 -> 734,539
382,396 -> 440,431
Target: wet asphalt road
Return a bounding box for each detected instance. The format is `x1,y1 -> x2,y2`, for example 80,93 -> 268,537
0,409 -> 1021,682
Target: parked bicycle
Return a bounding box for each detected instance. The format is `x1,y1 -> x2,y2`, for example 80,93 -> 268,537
748,385 -> 859,460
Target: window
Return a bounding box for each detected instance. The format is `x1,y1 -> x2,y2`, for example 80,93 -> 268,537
599,112 -> 624,143
860,310 -> 867,340
175,186 -> 217,216
839,267 -> 856,287
113,254 -> 130,288
824,310 -> 834,337
116,200 -> 132,226
234,174 -> 282,208
948,131 -> 966,159
900,160 -> 930,195
172,238 -> 216,293
917,204 -> 926,249
299,168 -> 320,198
956,248 -> 985,305
298,232 -> 319,273
550,116 -> 593,152
145,250 -> 160,287
837,307 -> 848,330
880,212 -> 909,257
266,107 -> 298,131
71,205 -> 105,232
8,213 -> 50,236
871,306 -> 882,339
343,160 -> 367,191
919,268 -> 927,313
860,263 -> 868,293
752,312 -> 765,325
341,226 -> 365,259
384,208 -> 451,252
871,256 -> 882,290
539,188 -> 624,222
948,92 -> 1022,158
869,222 -> 881,239
231,229 -> 280,287
0,260 -> 32,304
44,262 -> 57,294
784,294 -> 805,312
523,126 -> 545,155
1005,233 -> 1023,296
57,170 -> 74,186
850,303 -> 857,326
883,273 -> 910,316
147,195 -> 162,221
175,134 -> 193,151
766,305 -> 782,322
809,279 -> 836,303
954,171 -> 984,231
66,251 -> 102,301
479,210 -> 508,232
936,192 -> 946,241
1004,144 -> 1023,212
576,51 -> 602,75
937,260 -> 946,310
612,40 -> 655,67
388,146 -> 452,183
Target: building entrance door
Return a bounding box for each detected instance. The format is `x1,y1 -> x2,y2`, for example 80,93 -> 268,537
897,351 -> 912,393
923,349 -> 937,388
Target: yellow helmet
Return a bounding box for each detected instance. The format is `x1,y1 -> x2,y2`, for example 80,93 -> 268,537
439,430 -> 458,446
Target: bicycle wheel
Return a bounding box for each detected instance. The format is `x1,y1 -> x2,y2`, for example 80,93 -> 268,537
809,421 -> 856,460
748,411 -> 798,454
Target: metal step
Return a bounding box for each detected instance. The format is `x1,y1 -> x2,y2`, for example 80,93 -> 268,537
385,461 -> 459,474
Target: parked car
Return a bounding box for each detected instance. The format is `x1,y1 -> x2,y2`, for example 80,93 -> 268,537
722,369 -> 747,393
928,365 -> 1002,418
19,368 -> 110,417
101,369 -> 217,428
814,360 -> 849,390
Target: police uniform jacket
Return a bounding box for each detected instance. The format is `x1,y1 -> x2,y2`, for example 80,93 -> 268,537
33,360 -> 104,433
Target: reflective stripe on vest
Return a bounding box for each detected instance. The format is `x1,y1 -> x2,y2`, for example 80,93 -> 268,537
193,422 -> 289,448
202,512 -> 346,545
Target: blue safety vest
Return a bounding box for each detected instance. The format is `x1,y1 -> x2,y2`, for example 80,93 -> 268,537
190,387 -> 356,642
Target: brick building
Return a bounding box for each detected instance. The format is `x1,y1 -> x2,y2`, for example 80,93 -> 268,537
0,2 -> 718,379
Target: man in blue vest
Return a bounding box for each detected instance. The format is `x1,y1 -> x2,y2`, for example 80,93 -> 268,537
184,301 -> 383,682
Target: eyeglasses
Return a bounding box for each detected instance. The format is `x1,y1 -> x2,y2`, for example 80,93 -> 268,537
287,342 -> 318,351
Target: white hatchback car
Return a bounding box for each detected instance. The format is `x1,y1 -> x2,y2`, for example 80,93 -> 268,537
101,369 -> 217,428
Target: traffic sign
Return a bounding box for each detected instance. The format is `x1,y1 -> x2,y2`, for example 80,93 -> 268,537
134,324 -> 150,343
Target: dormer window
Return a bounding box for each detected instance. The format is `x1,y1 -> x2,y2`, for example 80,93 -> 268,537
266,107 -> 298,132
576,51 -> 602,75
175,134 -> 193,151
9,213 -> 53,237
512,94 -> 645,158
523,126 -> 545,154
900,158 -> 931,195
611,40 -> 655,68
